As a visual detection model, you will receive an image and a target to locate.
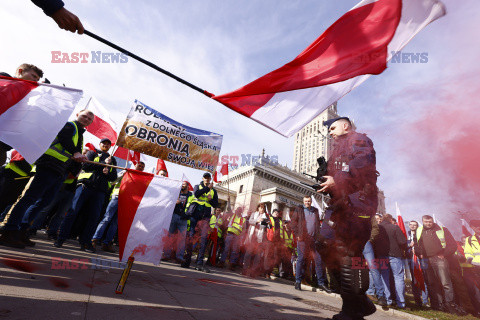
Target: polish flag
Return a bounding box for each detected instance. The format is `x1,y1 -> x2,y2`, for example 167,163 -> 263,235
213,0 -> 446,137
85,143 -> 97,151
84,97 -> 118,144
462,219 -> 474,237
155,159 -> 168,176
117,170 -> 182,263
396,202 -> 408,238
0,76 -> 83,163
114,147 -> 141,166
213,162 -> 229,183
182,174 -> 194,191
413,254 -> 426,292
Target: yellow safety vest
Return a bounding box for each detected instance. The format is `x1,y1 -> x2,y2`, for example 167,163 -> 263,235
416,225 -> 446,248
227,214 -> 244,235
464,235 -> 480,267
78,155 -> 112,181
190,184 -> 214,208
111,180 -> 121,198
284,229 -> 293,249
44,121 -> 79,162
209,214 -> 223,237
5,161 -> 32,177
267,216 -> 284,241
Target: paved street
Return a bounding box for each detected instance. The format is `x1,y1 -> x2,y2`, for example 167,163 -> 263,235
1,235 -> 417,320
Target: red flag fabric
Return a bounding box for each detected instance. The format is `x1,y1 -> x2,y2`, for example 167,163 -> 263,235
117,170 -> 182,263
114,147 -> 140,166
85,143 -> 96,151
212,0 -> 445,137
84,97 -> 118,144
214,163 -> 229,183
0,76 -> 83,163
395,203 -> 407,238
155,159 -> 168,176
182,174 -> 194,191
413,254 -> 426,292
9,150 -> 25,162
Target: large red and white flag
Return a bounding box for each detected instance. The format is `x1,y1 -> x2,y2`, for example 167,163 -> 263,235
117,170 -> 182,263
213,0 -> 446,137
462,219 -> 474,237
396,202 -> 408,238
213,162 -> 229,183
0,76 -> 83,163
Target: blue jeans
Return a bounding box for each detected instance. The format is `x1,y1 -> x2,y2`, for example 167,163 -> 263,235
408,257 -> 429,305
92,197 -> 118,244
58,185 -> 106,245
220,233 -> 241,265
388,257 -> 406,308
184,217 -> 210,266
363,241 -> 386,299
4,168 -> 64,231
164,214 -> 188,260
296,238 -> 327,286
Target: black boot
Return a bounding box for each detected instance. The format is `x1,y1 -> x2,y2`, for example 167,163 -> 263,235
0,230 -> 26,249
21,229 -> 36,247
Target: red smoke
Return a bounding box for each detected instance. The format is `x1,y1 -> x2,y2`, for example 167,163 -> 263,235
391,73 -> 480,221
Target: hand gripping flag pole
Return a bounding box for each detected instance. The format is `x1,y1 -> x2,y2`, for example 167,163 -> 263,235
84,30 -> 214,98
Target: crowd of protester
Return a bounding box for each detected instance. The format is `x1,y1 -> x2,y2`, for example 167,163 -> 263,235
1,63 -> 480,319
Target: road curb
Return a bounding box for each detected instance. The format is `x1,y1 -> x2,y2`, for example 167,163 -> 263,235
266,275 -> 429,320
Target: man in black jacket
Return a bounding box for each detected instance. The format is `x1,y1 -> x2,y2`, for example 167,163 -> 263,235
290,195 -> 330,292
55,138 -> 117,252
0,110 -> 93,248
379,214 -> 407,309
318,117 -> 378,320
182,172 -> 218,271
415,215 -> 459,313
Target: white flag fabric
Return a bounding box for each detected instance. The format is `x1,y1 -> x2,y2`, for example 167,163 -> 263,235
0,76 -> 83,163
118,170 -> 182,264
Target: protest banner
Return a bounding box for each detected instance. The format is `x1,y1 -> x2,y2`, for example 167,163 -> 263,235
117,100 -> 223,172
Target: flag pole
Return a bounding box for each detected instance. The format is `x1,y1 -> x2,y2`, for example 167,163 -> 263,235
84,30 -> 214,98
125,150 -> 130,169
83,159 -> 125,170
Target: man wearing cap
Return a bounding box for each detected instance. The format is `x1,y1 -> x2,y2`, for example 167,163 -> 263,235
55,138 -> 117,252
182,172 -> 218,271
318,117 -> 378,320
463,220 -> 480,314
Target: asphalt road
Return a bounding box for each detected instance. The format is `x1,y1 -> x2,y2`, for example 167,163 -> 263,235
0,234 -> 419,320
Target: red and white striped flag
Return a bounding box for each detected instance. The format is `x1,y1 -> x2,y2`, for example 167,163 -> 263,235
117,170 -> 182,263
396,202 -> 408,238
84,97 -> 118,144
113,147 -> 141,166
213,0 -> 446,137
0,76 -> 83,163
213,162 -> 229,183
462,219 -> 474,237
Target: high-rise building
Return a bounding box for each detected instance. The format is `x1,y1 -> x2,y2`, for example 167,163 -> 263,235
292,103 -> 338,176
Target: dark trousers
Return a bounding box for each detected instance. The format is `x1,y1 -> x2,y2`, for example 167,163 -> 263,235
0,169 -> 29,219
3,168 -> 64,231
422,256 -> 454,307
296,238 -> 327,285
58,185 -> 106,245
